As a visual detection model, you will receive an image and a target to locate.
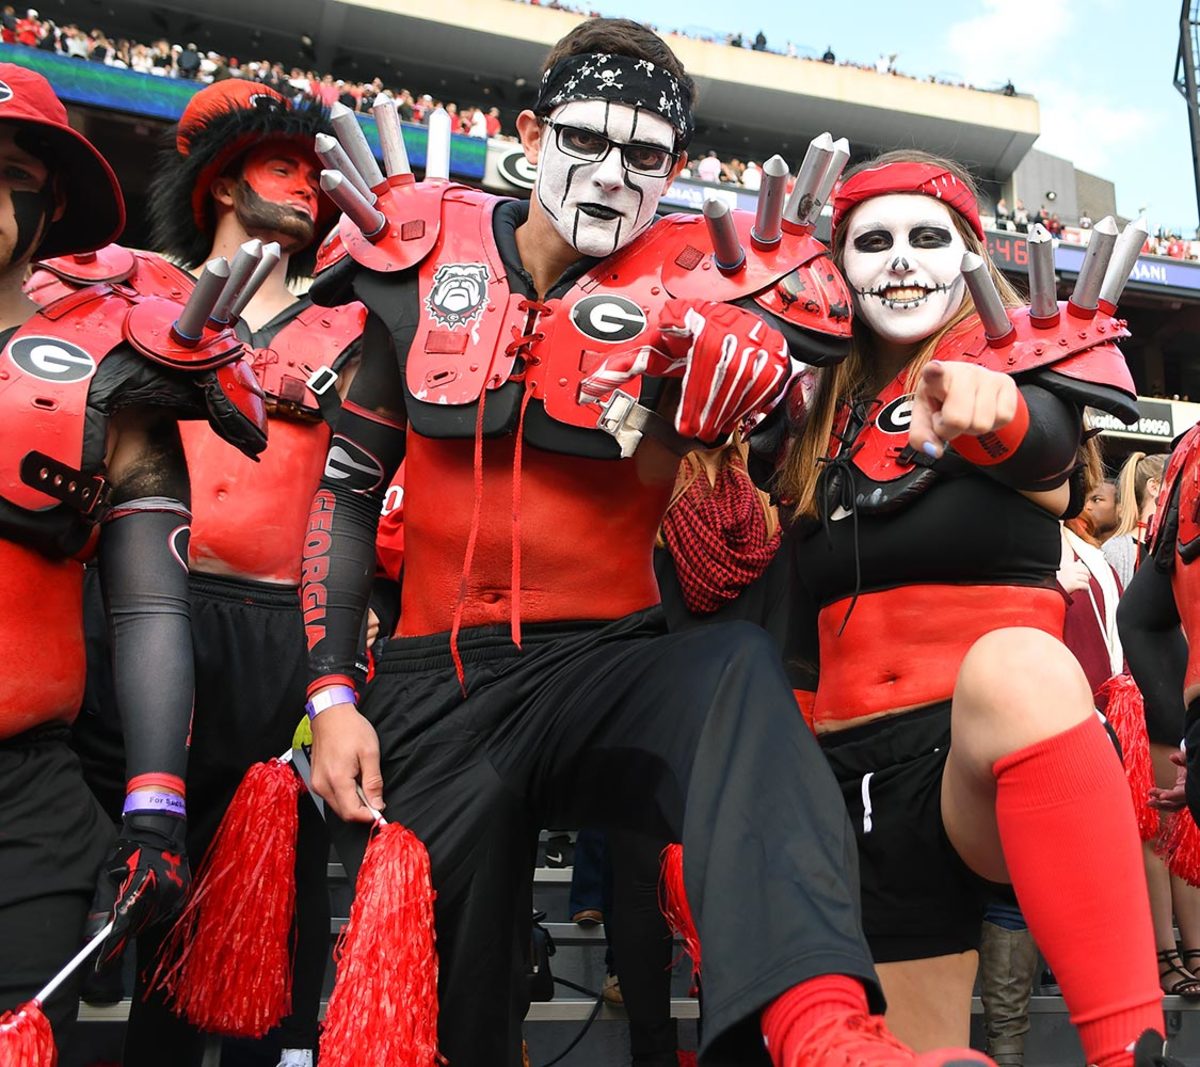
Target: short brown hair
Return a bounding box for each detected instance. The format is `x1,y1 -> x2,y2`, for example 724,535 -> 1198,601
541,17 -> 695,110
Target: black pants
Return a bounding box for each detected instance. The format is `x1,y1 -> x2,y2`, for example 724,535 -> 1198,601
0,726 -> 114,1043
339,609 -> 879,1067
75,572 -> 331,1064
608,830 -> 679,1065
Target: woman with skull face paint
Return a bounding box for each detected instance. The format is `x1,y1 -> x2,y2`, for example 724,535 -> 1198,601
297,18 -> 1004,1067
0,64 -> 267,1052
767,150 -> 1167,1064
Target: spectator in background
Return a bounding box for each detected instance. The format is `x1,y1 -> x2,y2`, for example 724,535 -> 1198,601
313,72 -> 338,105
485,105 -> 501,137
149,38 -> 173,74
176,41 -> 201,80
15,8 -> 38,46
822,44 -> 836,63
753,29 -> 767,51
721,157 -> 744,184
697,149 -> 721,183
741,159 -> 761,191
1168,234 -> 1187,260
1104,453 -> 1167,591
130,42 -> 153,73
469,105 -> 488,138
397,89 -> 415,122
1080,210 -> 1093,229
1047,213 -> 1063,239
1014,199 -> 1029,232
995,197 -> 1013,230
0,6 -> 16,44
88,31 -> 112,63
35,18 -> 56,51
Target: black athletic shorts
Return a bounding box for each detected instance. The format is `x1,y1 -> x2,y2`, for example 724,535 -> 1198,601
0,723 -> 114,1035
820,702 -> 994,963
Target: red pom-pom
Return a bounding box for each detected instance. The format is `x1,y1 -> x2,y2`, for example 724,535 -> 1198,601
0,1001 -> 56,1067
1099,674 -> 1160,842
151,757 -> 302,1036
319,821 -> 439,1067
659,843 -> 701,979
1161,809 -> 1200,887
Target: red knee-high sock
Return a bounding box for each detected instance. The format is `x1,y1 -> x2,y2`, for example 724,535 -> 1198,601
761,975 -> 867,1066
993,716 -> 1162,1067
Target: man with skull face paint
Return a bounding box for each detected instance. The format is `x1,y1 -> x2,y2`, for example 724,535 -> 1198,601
764,150 -> 1167,1065
301,18 -> 1001,1067
31,81 -> 365,1067
0,64 -> 267,1048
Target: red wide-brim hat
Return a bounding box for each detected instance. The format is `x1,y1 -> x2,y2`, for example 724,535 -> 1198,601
0,61 -> 125,258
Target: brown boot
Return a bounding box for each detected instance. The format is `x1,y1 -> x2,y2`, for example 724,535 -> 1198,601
978,921 -> 1039,1067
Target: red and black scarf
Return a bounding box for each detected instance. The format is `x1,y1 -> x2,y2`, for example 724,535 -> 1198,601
660,458 -> 781,615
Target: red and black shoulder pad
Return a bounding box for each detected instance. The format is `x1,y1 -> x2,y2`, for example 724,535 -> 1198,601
657,212 -> 853,346
336,177 -> 479,275
935,303 -> 1137,422
122,296 -> 245,372
1151,421 -> 1200,563
33,243 -> 138,287
28,246 -> 195,306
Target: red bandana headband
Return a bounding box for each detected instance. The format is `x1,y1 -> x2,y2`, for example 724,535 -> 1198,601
831,161 -> 984,242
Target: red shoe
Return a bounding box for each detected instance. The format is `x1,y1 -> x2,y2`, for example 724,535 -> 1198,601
784,1012 -> 994,1067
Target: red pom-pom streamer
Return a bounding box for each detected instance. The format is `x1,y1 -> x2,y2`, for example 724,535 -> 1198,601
1161,809 -> 1200,887
151,757 -> 302,1037
659,843 -> 701,979
319,821 -> 439,1067
0,1002 -> 55,1067
1098,674 -> 1159,842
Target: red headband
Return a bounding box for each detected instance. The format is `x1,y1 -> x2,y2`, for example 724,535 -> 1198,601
832,161 -> 984,242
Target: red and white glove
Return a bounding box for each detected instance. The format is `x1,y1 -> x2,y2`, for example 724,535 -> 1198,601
579,298 -> 792,442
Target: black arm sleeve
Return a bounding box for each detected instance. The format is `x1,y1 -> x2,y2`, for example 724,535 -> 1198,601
970,382 -> 1082,492
305,312 -> 407,691
98,415 -> 193,787
100,497 -> 193,785
1118,561 -> 1188,744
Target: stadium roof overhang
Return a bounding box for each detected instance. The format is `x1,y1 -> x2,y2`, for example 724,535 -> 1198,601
101,0 -> 1040,176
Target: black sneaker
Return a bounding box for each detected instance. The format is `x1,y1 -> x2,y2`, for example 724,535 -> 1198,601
1132,1030 -> 1186,1067
543,832 -> 573,868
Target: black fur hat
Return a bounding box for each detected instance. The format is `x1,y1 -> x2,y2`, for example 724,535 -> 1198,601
149,81 -> 334,279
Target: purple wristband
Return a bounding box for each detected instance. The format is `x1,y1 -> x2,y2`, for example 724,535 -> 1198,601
123,789 -> 187,819
305,683 -> 357,721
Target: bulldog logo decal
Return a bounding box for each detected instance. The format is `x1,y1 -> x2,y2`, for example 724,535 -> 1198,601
425,263 -> 490,329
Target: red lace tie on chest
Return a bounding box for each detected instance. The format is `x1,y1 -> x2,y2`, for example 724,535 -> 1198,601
447,299 -> 548,693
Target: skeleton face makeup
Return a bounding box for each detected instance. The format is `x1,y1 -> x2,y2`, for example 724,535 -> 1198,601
533,99 -> 675,257
842,194 -> 967,347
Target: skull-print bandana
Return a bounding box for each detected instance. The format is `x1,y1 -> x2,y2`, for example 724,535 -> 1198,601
535,52 -> 693,147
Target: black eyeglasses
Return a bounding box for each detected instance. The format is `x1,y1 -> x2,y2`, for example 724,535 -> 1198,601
544,121 -> 677,178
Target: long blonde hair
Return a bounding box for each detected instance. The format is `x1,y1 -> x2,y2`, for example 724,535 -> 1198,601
657,439 -> 779,546
776,150 -> 1025,518
1112,451 -> 1167,537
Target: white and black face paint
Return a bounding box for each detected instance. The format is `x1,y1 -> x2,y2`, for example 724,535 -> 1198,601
842,194 -> 967,347
534,99 -> 674,258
